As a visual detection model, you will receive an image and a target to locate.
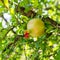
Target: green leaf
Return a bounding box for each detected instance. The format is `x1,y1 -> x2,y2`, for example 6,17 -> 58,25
55,50 -> 60,60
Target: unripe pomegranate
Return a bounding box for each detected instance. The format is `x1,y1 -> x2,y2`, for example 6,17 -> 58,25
24,18 -> 45,38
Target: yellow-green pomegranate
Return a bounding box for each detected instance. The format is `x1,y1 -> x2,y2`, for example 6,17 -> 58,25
27,18 -> 45,37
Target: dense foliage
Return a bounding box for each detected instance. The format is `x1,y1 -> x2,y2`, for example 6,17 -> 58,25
0,0 -> 60,60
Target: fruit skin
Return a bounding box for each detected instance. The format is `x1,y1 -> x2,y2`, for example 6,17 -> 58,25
27,18 -> 45,37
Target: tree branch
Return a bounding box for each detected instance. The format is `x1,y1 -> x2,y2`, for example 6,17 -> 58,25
17,7 -> 60,28
2,34 -> 23,53
42,17 -> 60,28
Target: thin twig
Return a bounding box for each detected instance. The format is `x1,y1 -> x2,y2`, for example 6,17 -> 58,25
2,26 -> 15,39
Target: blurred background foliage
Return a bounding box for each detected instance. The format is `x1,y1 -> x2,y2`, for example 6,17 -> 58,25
0,0 -> 60,60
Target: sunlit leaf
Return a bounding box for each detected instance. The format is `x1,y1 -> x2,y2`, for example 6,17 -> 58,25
4,0 -> 9,8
